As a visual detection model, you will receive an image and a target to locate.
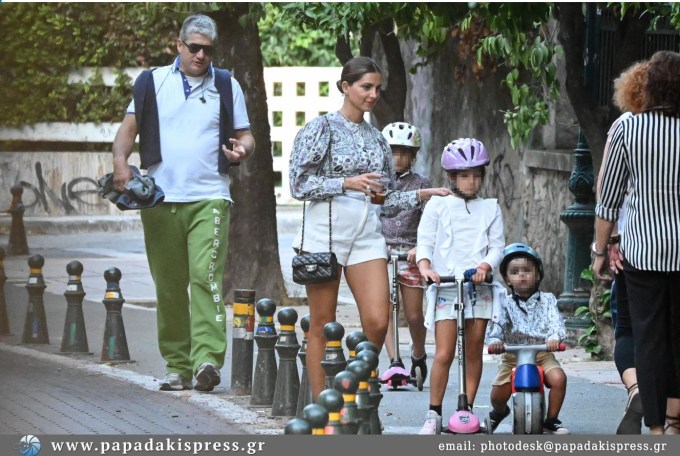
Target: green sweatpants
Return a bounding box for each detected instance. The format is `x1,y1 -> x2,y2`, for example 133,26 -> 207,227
141,199 -> 231,379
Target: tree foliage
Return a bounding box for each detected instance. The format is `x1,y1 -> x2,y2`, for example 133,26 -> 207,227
0,3 -> 183,126
257,3 -> 337,66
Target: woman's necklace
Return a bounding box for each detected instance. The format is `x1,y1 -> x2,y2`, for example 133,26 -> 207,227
338,109 -> 363,124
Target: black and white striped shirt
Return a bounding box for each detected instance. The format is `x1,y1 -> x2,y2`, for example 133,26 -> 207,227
596,111 -> 680,272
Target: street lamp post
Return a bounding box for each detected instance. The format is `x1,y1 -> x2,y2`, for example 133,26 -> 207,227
557,4 -> 599,328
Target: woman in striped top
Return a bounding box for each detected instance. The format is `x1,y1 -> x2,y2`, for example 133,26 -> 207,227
593,50 -> 680,435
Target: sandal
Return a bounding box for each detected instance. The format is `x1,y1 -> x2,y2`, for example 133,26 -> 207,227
665,415 -> 680,435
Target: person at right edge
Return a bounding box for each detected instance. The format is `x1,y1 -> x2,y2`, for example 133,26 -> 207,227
111,14 -> 255,393
593,50 -> 680,435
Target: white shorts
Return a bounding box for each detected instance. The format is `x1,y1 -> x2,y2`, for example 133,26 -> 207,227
433,283 -> 493,322
292,191 -> 387,267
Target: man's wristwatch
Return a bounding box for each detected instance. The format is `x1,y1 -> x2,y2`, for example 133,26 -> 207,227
591,242 -> 606,257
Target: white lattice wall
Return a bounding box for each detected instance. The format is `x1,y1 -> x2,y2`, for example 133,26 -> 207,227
263,67 -> 343,204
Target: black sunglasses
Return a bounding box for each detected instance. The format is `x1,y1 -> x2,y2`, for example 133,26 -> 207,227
181,40 -> 215,56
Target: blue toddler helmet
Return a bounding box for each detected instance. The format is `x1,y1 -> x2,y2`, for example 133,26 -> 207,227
499,243 -> 544,283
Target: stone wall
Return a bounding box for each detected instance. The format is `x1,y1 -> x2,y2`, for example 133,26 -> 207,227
400,37 -> 580,295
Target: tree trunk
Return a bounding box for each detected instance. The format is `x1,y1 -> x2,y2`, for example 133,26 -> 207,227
211,6 -> 290,306
555,3 -> 651,173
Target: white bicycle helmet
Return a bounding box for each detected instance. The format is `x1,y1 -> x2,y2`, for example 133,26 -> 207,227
382,122 -> 421,152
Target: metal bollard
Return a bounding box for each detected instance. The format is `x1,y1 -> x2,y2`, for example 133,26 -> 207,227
250,298 -> 277,406
284,418 -> 312,435
271,307 -> 300,417
355,347 -> 382,435
345,330 -> 367,362
22,254 -> 48,344
302,403 -> 328,435
100,268 -> 134,363
346,359 -> 372,434
231,289 -> 255,395
295,314 -> 313,418
60,261 -> 91,354
0,247 -> 10,335
7,184 -> 29,256
316,388 -> 344,435
321,321 -> 346,390
334,370 -> 360,434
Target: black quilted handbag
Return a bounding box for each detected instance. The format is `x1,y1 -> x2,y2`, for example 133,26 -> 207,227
292,116 -> 339,285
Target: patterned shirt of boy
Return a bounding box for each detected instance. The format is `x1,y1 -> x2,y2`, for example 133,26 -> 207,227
380,171 -> 432,248
486,291 -> 566,345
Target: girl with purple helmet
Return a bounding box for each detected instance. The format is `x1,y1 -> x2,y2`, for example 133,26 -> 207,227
415,137 -> 507,434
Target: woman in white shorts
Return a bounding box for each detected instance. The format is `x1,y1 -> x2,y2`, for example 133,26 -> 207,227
289,57 -> 450,399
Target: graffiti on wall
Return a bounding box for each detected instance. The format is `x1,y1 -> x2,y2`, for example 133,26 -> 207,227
19,162 -> 101,214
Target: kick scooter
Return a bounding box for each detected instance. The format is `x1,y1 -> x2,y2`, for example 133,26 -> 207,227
435,273 -> 492,434
487,342 -> 566,434
379,252 -> 424,391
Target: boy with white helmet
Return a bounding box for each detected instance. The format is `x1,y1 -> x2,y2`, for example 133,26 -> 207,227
416,137 -> 507,434
380,122 -> 434,385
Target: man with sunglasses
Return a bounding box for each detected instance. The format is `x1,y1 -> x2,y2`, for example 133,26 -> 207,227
111,14 -> 255,393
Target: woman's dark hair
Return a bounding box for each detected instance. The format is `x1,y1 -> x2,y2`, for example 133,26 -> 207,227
336,56 -> 383,93
644,50 -> 680,117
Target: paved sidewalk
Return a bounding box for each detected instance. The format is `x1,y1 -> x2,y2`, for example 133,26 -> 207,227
0,212 -> 627,435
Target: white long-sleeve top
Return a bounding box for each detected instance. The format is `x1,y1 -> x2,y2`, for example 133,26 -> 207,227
416,195 -> 505,275
416,195 -> 506,328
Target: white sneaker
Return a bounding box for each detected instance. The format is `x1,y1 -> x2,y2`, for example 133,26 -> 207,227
419,410 -> 442,435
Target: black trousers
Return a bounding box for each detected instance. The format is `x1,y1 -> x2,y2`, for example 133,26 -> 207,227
613,273 -> 635,377
623,260 -> 680,428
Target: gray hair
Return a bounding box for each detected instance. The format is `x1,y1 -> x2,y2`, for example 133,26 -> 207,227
180,14 -> 218,44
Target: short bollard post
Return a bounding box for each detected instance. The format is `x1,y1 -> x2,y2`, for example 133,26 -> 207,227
346,359 -> 372,434
334,370 -> 360,435
295,314 -> 313,418
345,330 -> 367,362
355,347 -> 382,435
271,307 -> 300,417
316,388 -> 344,435
22,254 -> 48,344
321,321 -> 346,390
7,184 -> 29,256
100,268 -> 133,363
231,289 -> 255,395
284,418 -> 312,435
60,261 -> 91,354
302,403 -> 328,435
250,298 -> 277,407
0,247 -> 10,335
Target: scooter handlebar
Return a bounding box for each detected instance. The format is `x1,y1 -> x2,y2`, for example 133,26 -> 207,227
427,273 -> 493,285
389,253 -> 409,262
487,342 -> 567,355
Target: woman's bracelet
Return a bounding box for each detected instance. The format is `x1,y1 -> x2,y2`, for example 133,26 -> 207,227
416,189 -> 422,204
608,234 -> 620,245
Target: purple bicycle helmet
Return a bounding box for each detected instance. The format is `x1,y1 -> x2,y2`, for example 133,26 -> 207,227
441,138 -> 490,171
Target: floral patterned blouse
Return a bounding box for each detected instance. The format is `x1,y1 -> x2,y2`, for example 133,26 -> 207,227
380,171 -> 432,248
486,291 -> 566,345
288,112 -> 417,213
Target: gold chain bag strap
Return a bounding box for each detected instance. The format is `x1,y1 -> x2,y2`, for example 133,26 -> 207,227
292,116 -> 339,285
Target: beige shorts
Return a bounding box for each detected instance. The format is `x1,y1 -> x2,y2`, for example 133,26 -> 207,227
434,283 -> 493,322
492,352 -> 562,386
292,192 -> 387,267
